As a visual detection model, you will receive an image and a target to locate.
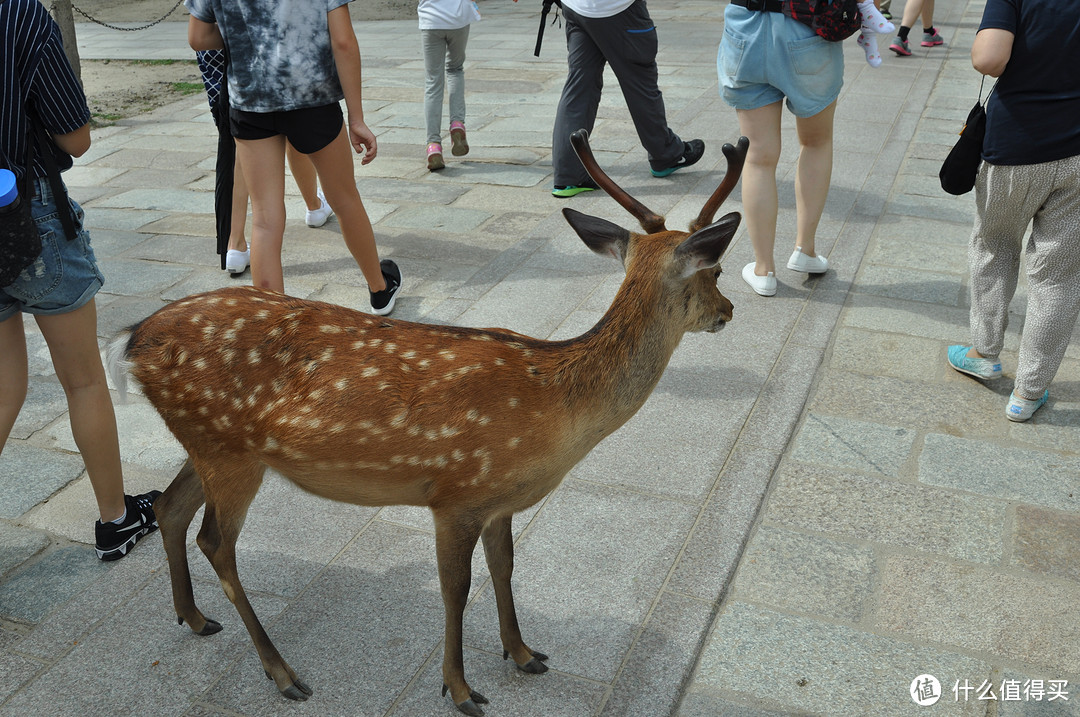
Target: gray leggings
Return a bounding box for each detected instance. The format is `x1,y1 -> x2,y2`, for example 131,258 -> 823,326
422,26 -> 469,145
969,154 -> 1080,398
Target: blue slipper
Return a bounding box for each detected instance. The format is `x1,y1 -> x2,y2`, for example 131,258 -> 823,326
947,345 -> 1001,380
1006,390 -> 1049,422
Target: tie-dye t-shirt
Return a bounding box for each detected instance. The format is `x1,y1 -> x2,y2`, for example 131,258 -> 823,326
184,0 -> 350,113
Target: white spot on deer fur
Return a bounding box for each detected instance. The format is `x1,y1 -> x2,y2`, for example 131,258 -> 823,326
384,343 -> 397,353
478,416 -> 491,426
334,378 -> 349,391
270,327 -> 283,339
369,339 -> 383,347
308,389 -> 325,401
330,423 -> 347,434
221,349 -> 236,364
264,437 -> 279,451
319,348 -> 334,362
176,350 -> 188,364
198,406 -> 209,416
408,425 -> 421,437
508,437 -> 521,448
362,366 -> 379,378
255,310 -> 270,320
352,340 -> 366,350
440,425 -> 460,438
306,418 -> 322,430
439,350 -> 456,361
494,358 -> 505,366
247,349 -> 260,364
320,325 -> 342,334
418,359 -> 431,369
466,409 -> 479,422
389,411 -> 408,428
508,398 -> 519,408
401,350 -> 416,359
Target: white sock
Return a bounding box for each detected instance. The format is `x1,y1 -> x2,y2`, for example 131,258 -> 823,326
858,0 -> 895,33
858,33 -> 883,68
110,508 -> 128,524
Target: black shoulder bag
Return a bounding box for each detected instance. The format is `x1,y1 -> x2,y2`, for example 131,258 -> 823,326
940,76 -> 994,196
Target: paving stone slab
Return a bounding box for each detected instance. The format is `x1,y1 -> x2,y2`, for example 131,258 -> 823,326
874,554 -> 1080,675
692,601 -> 989,716
789,414 -> 917,477
763,464 -> 1007,564
918,433 -> 1080,513
731,525 -> 876,622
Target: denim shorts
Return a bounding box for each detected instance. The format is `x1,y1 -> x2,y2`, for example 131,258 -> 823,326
0,176 -> 103,321
718,6 -> 844,118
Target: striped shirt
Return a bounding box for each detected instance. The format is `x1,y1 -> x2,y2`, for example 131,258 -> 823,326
1,0 -> 91,183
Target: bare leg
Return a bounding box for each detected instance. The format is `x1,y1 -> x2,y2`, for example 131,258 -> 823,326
306,128 -> 386,292
920,0 -> 934,27
35,300 -> 125,522
736,102 -> 783,275
235,135 -> 288,293
793,101 -> 836,259
0,313 -> 29,452
901,0 -> 923,29
228,157 -> 248,253
286,142 -> 321,211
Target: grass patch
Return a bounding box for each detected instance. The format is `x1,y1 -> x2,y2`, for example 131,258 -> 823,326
171,82 -> 205,95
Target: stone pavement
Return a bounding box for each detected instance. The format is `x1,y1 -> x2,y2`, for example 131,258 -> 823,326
2,1 -> 1078,715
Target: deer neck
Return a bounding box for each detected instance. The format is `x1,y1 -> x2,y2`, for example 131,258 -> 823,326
557,271 -> 683,424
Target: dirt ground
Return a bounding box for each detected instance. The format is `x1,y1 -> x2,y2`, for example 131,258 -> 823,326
72,0 -> 415,124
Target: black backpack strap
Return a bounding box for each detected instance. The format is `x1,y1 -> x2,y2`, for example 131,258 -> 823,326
28,117 -> 78,240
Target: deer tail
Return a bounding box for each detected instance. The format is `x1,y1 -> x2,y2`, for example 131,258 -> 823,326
105,328 -> 136,404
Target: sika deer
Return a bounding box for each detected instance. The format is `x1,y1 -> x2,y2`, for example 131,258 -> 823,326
107,130 -> 748,716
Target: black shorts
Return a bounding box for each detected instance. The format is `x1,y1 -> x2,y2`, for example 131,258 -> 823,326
229,103 -> 343,154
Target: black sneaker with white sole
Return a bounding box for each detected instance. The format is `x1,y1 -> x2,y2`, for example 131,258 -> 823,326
650,139 -> 706,177
370,259 -> 402,316
95,491 -> 162,561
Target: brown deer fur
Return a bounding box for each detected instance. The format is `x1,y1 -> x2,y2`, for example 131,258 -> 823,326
108,132 -> 747,716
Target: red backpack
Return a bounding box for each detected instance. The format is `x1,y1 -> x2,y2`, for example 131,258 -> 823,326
783,0 -> 862,42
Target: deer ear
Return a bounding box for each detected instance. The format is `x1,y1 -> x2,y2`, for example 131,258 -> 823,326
562,207 -> 631,262
675,211 -> 740,278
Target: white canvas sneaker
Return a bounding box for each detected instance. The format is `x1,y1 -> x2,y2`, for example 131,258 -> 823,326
787,247 -> 828,274
305,191 -> 333,227
742,262 -> 777,296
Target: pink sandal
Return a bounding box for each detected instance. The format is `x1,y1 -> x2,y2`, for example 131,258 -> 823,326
426,142 -> 445,171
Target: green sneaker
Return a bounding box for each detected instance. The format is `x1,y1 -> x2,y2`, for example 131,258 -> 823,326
947,345 -> 1001,380
552,184 -> 597,198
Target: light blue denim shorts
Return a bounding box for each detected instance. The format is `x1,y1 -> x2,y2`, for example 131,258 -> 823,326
718,5 -> 844,118
0,176 -> 104,321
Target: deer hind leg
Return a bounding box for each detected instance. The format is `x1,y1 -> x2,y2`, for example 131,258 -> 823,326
433,511 -> 488,717
156,457 -> 221,636
196,460 -> 313,701
480,514 -> 547,674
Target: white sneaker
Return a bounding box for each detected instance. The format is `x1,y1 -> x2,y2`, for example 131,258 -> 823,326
742,262 -> 776,296
787,247 -> 828,274
224,249 -> 249,274
305,191 -> 333,227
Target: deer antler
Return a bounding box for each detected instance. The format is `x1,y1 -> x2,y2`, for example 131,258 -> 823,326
689,136 -> 749,233
570,129 -> 667,234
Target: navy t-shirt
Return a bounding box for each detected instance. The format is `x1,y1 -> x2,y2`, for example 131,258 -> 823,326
979,0 -> 1080,165
0,0 -> 91,182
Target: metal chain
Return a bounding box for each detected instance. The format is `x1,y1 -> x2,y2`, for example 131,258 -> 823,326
56,0 -> 186,32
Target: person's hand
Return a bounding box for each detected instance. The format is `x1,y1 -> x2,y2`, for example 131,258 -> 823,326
348,119 -> 377,164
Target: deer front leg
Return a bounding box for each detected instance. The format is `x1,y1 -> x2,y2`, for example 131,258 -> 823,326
480,515 -> 547,673
157,458 -> 221,636
434,512 -> 488,717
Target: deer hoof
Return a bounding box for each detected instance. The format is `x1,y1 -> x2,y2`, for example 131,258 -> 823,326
517,657 -> 548,674
196,619 -> 222,636
281,680 -> 313,701
455,693 -> 488,717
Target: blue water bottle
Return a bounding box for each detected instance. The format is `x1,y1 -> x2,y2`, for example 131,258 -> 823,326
0,169 -> 18,215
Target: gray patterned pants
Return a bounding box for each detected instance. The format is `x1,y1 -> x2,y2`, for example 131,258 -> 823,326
969,154 -> 1080,398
